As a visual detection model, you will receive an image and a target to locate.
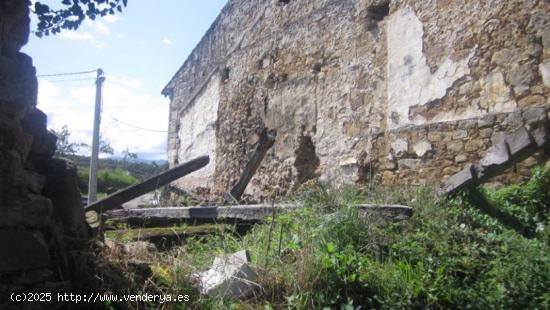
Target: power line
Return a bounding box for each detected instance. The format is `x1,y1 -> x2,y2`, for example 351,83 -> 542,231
105,114 -> 167,133
37,70 -> 97,78
42,77 -> 96,83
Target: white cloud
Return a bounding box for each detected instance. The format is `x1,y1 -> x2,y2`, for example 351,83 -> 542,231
37,76 -> 169,160
161,37 -> 173,45
85,20 -> 110,35
60,31 -> 94,41
103,15 -> 120,24
95,41 -> 107,50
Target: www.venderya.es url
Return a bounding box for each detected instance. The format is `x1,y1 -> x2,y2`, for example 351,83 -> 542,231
10,292 -> 190,304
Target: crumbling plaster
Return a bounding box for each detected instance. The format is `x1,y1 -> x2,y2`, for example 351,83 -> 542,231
164,0 -> 550,200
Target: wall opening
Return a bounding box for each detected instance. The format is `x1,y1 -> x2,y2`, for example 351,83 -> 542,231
366,1 -> 390,31
294,135 -> 320,185
279,0 -> 291,5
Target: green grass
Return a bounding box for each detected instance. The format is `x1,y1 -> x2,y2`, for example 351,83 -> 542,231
78,167 -> 138,194
105,167 -> 550,309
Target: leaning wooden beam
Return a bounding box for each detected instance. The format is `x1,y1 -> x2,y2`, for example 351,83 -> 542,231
104,204 -> 412,227
226,128 -> 277,203
86,156 -> 210,213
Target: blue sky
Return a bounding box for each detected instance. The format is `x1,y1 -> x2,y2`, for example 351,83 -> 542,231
23,0 -> 227,160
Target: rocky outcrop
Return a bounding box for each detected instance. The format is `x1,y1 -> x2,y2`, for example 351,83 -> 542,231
164,0 -> 550,200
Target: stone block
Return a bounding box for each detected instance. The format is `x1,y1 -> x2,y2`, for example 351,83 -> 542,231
412,141 -> 432,157
502,111 -> 523,129
505,127 -> 534,157
23,170 -> 45,194
478,115 -> 496,128
456,120 -> 477,130
441,164 -> 476,195
455,154 -> 467,163
518,95 -> 546,108
194,250 -> 258,299
391,139 -> 408,157
530,126 -> 549,148
452,130 -> 468,140
0,231 -> 49,273
522,107 -> 548,129
480,141 -> 509,170
479,128 -> 493,138
398,159 -> 421,170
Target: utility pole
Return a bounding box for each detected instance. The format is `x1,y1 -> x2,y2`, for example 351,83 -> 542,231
88,68 -> 105,204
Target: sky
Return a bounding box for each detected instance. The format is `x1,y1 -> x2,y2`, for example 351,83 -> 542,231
23,0 -> 227,160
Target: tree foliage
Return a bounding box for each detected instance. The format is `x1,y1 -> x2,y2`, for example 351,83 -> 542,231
51,125 -> 114,156
34,0 -> 128,37
51,125 -> 84,156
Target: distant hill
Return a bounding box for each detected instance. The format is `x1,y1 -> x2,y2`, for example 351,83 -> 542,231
60,154 -> 168,181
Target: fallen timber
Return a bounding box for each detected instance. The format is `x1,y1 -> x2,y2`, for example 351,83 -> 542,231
225,128 -> 277,203
104,204 -> 412,227
86,156 -> 210,213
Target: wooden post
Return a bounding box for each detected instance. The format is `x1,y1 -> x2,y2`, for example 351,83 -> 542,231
227,128 -> 276,202
85,155 -> 209,213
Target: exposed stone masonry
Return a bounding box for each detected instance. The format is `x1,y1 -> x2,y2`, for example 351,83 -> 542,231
164,0 -> 550,200
0,1 -> 92,308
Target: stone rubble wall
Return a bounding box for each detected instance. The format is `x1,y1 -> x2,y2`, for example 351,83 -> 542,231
164,0 -> 550,200
0,0 -> 91,306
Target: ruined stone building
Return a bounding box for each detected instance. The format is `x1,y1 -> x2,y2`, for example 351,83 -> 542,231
162,0 -> 550,199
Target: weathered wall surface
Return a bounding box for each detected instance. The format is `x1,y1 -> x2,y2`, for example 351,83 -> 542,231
163,0 -> 550,200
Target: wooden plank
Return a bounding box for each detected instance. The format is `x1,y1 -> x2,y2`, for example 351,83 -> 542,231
86,156 -> 209,213
104,204 -> 412,227
227,128 -> 276,202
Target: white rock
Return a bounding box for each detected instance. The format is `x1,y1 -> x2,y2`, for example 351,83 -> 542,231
412,141 -> 432,157
391,139 -> 408,157
193,250 -> 258,299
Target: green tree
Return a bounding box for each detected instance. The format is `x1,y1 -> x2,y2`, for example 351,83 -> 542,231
51,125 -> 83,156
34,0 -> 128,37
52,125 -> 114,156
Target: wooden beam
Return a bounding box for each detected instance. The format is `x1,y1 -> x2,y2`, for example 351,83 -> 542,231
227,128 -> 276,202
86,156 -> 210,213
104,204 -> 412,227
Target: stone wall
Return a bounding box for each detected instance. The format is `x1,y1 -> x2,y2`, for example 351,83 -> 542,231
163,0 -> 550,200
0,0 -> 91,307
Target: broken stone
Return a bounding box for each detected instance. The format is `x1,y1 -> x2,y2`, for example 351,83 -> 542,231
518,95 -> 546,108
522,107 -> 548,129
193,250 -> 258,299
412,141 -> 432,157
508,64 -> 535,89
502,111 -> 523,129
398,159 -> 421,170
505,127 -> 534,157
339,157 -> 357,166
0,230 -> 49,273
477,115 -> 496,128
479,128 -> 493,138
454,154 -> 467,163
391,139 -> 408,157
452,130 -> 468,140
456,120 -> 477,130
530,126 -> 549,148
491,48 -> 521,66
480,141 -> 509,169
441,164 -> 477,195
